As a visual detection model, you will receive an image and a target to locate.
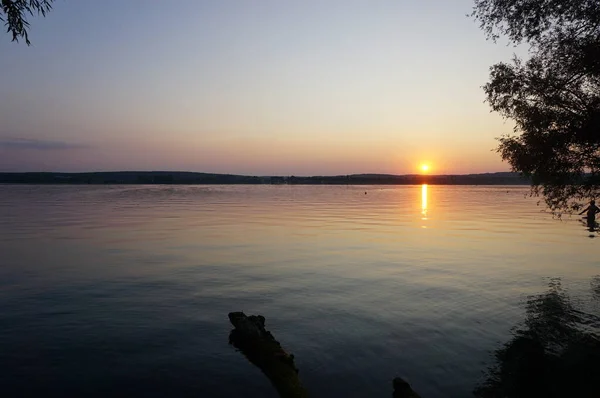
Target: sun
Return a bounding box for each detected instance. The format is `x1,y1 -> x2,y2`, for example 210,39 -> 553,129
420,164 -> 430,173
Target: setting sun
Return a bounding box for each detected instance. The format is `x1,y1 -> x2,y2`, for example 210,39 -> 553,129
420,164 -> 430,173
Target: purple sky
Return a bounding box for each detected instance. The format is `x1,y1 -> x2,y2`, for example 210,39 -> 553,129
0,0 -> 522,175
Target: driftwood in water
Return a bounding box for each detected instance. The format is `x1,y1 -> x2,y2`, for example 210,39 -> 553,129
393,377 -> 422,398
228,311 -> 308,398
228,312 -> 421,398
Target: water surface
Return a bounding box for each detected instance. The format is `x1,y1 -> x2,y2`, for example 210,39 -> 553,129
0,185 -> 598,397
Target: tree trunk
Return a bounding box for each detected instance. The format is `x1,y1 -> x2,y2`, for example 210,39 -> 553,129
228,312 -> 308,398
228,312 -> 421,398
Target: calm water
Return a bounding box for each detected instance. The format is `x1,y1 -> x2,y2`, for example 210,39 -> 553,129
0,185 -> 598,397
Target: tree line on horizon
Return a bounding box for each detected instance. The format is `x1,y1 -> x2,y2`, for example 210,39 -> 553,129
0,171 -> 530,185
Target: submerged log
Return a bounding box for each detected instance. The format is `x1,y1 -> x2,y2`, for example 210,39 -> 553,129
228,311 -> 308,398
228,312 -> 421,398
393,377 -> 422,398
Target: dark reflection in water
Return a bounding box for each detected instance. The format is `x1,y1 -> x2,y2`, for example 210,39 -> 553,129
225,278 -> 600,398
588,220 -> 598,232
580,217 -> 599,238
591,276 -> 600,302
474,278 -> 600,398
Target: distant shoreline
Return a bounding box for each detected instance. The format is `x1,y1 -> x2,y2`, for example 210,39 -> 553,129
0,171 -> 529,185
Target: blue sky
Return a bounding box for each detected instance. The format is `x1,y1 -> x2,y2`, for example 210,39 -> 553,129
0,0 -> 521,175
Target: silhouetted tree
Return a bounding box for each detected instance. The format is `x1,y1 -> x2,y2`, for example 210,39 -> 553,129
474,278 -> 600,397
1,0 -> 54,45
472,0 -> 600,215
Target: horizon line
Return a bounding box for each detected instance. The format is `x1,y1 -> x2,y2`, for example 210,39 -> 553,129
0,170 -> 517,178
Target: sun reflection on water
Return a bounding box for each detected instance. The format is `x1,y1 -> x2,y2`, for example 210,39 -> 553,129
421,184 -> 428,224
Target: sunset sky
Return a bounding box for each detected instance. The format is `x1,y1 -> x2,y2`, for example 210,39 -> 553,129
0,0 -> 523,175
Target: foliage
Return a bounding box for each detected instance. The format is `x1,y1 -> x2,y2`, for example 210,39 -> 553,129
474,278 -> 600,397
1,0 -> 54,45
472,0 -> 600,214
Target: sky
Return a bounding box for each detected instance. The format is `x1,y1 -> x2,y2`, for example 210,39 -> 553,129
0,0 -> 523,176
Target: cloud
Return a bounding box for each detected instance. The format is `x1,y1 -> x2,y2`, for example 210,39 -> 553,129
0,137 -> 88,150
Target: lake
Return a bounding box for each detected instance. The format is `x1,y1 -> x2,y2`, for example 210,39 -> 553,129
0,185 -> 598,397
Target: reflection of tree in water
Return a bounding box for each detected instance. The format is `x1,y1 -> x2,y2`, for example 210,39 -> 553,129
580,218 -> 600,237
475,278 -> 600,398
591,276 -> 600,303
